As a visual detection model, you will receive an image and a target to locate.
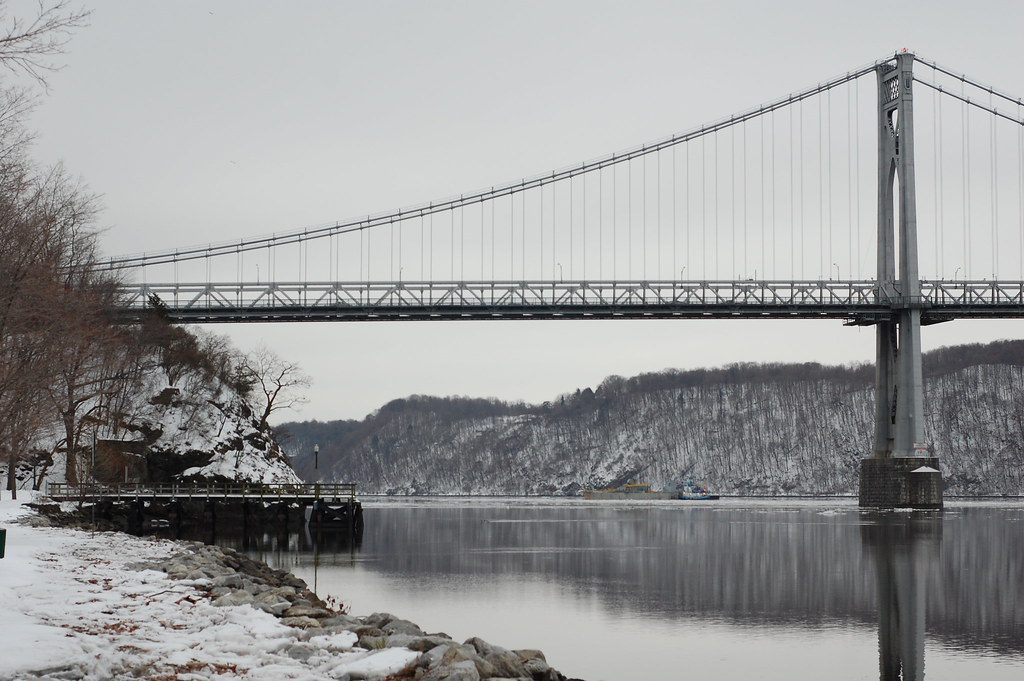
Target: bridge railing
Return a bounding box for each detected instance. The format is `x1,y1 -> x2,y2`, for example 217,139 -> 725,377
45,482 -> 358,502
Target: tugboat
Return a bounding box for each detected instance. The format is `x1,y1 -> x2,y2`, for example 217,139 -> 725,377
677,479 -> 719,500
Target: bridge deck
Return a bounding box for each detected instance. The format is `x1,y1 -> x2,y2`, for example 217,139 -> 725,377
121,280 -> 1024,324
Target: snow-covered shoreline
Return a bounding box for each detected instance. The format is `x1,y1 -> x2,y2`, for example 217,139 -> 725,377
0,492 -> 577,681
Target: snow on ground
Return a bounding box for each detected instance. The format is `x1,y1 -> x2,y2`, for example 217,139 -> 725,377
0,491 -> 416,681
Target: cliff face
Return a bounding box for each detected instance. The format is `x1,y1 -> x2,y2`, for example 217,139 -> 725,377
120,370 -> 301,486
282,343 -> 1024,496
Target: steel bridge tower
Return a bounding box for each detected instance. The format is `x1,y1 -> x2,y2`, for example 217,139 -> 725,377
859,52 -> 942,509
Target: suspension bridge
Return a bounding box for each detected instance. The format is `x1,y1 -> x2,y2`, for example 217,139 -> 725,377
104,52 -> 1024,508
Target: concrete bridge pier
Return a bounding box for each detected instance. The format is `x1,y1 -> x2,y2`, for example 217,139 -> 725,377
859,52 -> 942,509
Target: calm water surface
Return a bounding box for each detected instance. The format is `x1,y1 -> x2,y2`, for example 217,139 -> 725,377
239,498 -> 1024,681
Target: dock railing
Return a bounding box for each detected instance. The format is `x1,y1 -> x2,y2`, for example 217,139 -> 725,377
45,482 -> 357,502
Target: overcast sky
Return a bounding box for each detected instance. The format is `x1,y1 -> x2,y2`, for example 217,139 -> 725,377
20,1 -> 1024,423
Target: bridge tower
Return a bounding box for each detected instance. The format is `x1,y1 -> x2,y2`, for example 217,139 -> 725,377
859,52 -> 943,509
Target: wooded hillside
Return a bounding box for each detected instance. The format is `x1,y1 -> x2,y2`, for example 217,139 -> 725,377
281,340 -> 1024,496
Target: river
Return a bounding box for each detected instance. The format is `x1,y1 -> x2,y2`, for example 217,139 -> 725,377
235,497 -> 1023,681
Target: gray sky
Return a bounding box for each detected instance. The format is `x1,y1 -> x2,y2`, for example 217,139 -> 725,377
22,0 -> 1024,422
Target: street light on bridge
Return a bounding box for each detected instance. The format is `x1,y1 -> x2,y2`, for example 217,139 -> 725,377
313,443 -> 319,479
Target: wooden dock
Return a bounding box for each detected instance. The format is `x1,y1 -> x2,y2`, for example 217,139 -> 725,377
46,482 -> 357,503
45,482 -> 363,536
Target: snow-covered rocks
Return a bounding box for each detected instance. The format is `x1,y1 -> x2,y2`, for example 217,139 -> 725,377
136,536 -> 580,681
130,378 -> 301,486
2,491 -> 580,680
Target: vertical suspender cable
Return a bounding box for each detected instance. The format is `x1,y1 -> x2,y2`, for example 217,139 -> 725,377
510,191 -> 514,279
760,114 -> 765,278
799,97 -> 805,279
629,157 -> 634,279
827,88 -> 833,279
714,129 -> 719,278
684,143 -> 689,280
1019,111 -> 1024,278
509,193 -> 514,279
991,90 -> 998,278
847,82 -> 853,278
743,119 -> 748,277
771,110 -> 776,278
791,100 -> 796,279
540,184 -> 545,281
491,196 -> 495,281
584,168 -> 588,281
731,124 -> 736,278
702,133 -> 707,279
643,152 -> 647,279
1019,106 -> 1024,278
965,83 -> 971,278
570,176 -> 574,280
855,76 -> 860,279
933,84 -> 937,276
933,86 -> 939,277
937,88 -> 943,277
552,180 -> 557,281
657,149 -> 662,280
613,164 -> 617,281
819,92 -> 825,277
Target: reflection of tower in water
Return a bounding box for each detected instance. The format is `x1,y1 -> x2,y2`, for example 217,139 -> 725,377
861,512 -> 943,681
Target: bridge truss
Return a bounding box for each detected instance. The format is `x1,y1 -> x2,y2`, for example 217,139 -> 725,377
128,279 -> 1024,324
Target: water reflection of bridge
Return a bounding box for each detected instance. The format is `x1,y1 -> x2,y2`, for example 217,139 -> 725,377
862,512 -> 943,681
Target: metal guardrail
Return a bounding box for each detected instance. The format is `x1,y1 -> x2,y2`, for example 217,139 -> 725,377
45,482 -> 357,502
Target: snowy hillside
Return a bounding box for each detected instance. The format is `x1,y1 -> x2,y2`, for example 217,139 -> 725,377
283,345 -> 1024,497
5,356 -> 301,490
123,369 -> 301,485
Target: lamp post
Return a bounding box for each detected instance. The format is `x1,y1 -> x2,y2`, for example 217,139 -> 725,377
833,263 -> 840,281
313,443 -> 320,499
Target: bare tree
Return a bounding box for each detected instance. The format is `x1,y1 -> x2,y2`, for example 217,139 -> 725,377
0,1 -> 89,85
237,345 -> 311,430
0,140 -> 98,495
44,280 -> 143,484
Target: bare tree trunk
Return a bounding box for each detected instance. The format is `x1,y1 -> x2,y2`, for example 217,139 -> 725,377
5,447 -> 15,499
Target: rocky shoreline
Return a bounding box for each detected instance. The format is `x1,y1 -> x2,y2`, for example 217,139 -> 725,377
142,540 -> 582,681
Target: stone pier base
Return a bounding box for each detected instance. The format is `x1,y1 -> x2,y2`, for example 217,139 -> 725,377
859,457 -> 943,509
